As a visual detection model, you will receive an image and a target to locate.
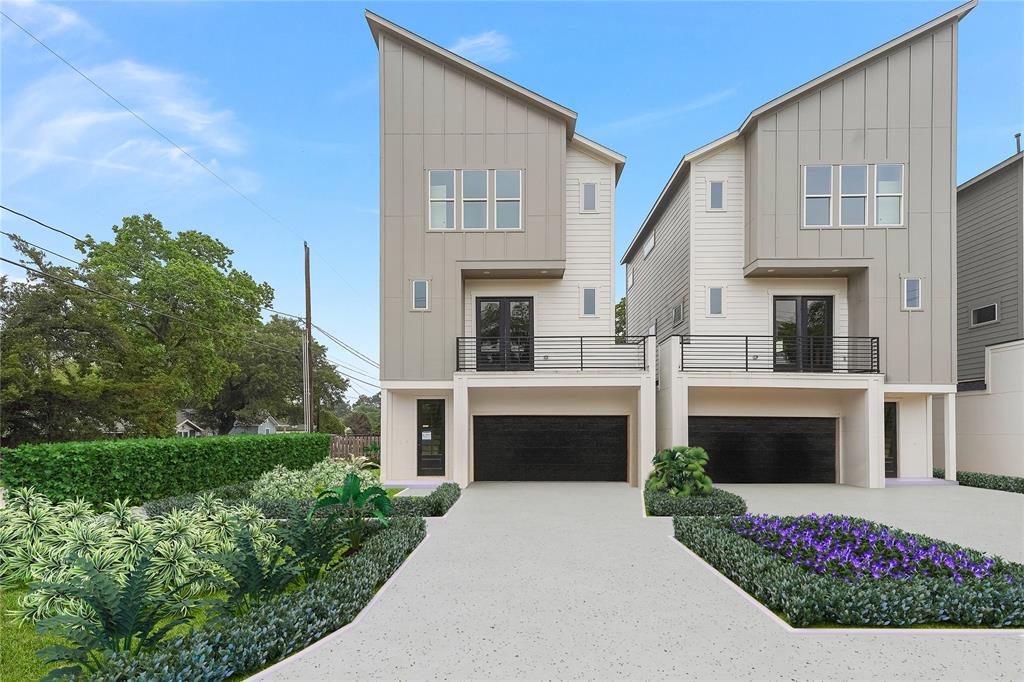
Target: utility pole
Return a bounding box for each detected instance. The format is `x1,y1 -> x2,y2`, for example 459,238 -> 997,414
303,241 -> 314,433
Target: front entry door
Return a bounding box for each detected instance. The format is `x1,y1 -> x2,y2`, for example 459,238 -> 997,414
884,402 -> 898,478
476,297 -> 534,371
773,296 -> 833,371
416,399 -> 445,476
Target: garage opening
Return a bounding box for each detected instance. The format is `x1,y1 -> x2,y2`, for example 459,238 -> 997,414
688,416 -> 837,483
474,415 -> 627,481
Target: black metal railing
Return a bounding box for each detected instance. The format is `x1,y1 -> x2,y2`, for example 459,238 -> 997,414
679,335 -> 879,373
456,336 -> 648,372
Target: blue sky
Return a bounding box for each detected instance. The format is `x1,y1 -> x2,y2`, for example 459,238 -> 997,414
2,1 -> 1022,398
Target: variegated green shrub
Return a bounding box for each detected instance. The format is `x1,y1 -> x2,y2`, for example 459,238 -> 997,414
250,457 -> 379,501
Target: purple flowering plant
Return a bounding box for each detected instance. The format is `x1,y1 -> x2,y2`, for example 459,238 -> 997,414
731,513 -> 1013,585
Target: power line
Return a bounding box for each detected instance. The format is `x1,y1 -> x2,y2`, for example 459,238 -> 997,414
0,231 -> 82,265
323,354 -> 380,383
313,323 -> 379,369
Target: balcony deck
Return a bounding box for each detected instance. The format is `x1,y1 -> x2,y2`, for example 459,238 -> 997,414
456,336 -> 649,372
679,335 -> 879,374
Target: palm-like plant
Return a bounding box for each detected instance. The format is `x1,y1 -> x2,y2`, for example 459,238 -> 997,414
205,523 -> 298,615
648,446 -> 715,497
308,473 -> 392,550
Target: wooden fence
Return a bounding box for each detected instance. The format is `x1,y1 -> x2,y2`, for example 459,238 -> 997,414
330,434 -> 380,462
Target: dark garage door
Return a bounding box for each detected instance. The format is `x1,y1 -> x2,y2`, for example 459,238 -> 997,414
688,417 -> 836,483
474,416 -> 627,481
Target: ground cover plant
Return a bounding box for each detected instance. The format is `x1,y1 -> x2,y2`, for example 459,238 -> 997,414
644,445 -> 746,516
675,513 -> 1024,627
934,468 -> 1024,495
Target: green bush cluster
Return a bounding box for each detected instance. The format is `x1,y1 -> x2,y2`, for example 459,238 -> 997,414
91,517 -> 426,682
390,483 -> 462,517
647,446 -> 714,497
250,457 -> 379,500
934,468 -> 1024,495
674,516 -> 1024,627
0,434 -> 331,505
645,484 -> 747,517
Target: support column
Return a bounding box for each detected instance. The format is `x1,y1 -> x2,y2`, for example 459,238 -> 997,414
867,377 -> 885,488
637,338 -> 658,486
670,337 -> 688,449
453,377 -> 470,488
379,388 -> 391,481
944,393 -> 957,481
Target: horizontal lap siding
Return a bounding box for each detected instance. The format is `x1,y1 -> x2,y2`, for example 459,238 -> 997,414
956,159 -> 1023,381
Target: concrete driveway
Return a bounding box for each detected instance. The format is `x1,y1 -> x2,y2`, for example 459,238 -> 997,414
262,482 -> 1022,681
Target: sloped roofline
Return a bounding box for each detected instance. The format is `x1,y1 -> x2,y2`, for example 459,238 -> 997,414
621,0 -> 977,265
957,151 -> 1023,192
571,133 -> 627,183
365,10 -> 578,138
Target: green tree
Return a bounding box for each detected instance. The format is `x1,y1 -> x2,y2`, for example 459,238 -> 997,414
615,296 -> 626,339
1,215 -> 274,444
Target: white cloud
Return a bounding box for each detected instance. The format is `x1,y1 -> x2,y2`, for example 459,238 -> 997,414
596,87 -> 741,133
449,30 -> 513,64
1,0 -> 100,41
1,59 -> 254,191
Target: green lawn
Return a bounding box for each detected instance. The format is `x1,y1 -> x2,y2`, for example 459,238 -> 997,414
0,588 -> 60,682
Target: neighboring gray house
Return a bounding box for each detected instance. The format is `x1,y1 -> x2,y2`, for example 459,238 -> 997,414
622,1 -> 976,487
228,415 -> 281,436
945,148 -> 1023,476
367,11 -> 656,488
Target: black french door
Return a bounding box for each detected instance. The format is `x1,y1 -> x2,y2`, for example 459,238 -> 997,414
416,399 -> 445,476
773,296 -> 833,372
476,297 -> 534,371
884,402 -> 898,478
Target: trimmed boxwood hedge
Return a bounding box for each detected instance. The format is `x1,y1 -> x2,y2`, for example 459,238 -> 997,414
934,468 -> 1024,495
644,484 -> 747,517
674,515 -> 1024,628
0,434 -> 329,505
143,481 -> 462,520
92,516 -> 426,682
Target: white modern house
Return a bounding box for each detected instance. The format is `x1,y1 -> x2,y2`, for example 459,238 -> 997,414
623,1 -> 976,487
367,12 -> 656,489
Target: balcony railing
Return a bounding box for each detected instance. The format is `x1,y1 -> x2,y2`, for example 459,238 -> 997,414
680,335 -> 879,374
456,336 -> 648,372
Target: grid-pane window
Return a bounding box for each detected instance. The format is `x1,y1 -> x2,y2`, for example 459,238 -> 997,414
876,164 -> 904,226
804,165 -> 832,226
840,165 -> 867,226
495,170 -> 521,229
412,280 -> 429,310
462,170 -> 487,230
582,182 -> 597,212
429,171 -> 455,229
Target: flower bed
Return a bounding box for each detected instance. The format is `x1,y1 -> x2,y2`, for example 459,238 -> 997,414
934,468 -> 1024,495
675,514 -> 1024,627
644,483 -> 746,517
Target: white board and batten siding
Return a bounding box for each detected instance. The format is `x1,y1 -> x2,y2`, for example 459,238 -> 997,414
463,146 -> 616,337
689,141 -> 849,337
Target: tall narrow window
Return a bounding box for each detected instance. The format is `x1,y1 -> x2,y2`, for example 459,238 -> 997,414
581,182 -> 597,212
462,170 -> 488,230
642,233 -> 655,258
626,264 -> 634,289
707,286 -> 725,316
495,170 -> 521,229
672,304 -> 682,326
412,279 -> 429,311
804,165 -> 832,227
902,276 -> 922,311
708,180 -> 725,211
428,171 -> 455,230
840,165 -> 867,226
581,287 -> 597,316
876,164 -> 904,226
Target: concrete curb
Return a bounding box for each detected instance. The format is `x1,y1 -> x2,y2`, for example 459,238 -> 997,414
668,532 -> 1024,636
249,530 -> 435,680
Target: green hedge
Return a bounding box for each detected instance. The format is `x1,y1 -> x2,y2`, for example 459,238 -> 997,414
1,434 -> 329,505
674,516 -> 1024,627
92,516 -> 426,681
143,481 -> 462,520
934,468 -> 1024,495
644,484 -> 747,516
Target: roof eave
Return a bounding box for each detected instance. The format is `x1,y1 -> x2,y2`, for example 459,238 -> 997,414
571,133 -> 627,182
957,151 -> 1023,192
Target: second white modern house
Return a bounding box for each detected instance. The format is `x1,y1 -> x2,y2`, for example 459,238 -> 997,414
622,1 -> 977,487
368,12 -> 656,488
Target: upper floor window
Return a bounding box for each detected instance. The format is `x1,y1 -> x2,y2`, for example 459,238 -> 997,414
495,170 -> 522,230
626,264 -> 634,289
672,303 -> 683,326
462,170 -> 488,230
876,164 -> 904,226
970,303 -> 998,327
428,171 -> 455,230
707,180 -> 725,211
707,286 -> 725,317
411,279 -> 430,311
803,165 -> 832,227
642,233 -> 655,259
840,165 -> 867,226
581,287 -> 597,316
581,181 -> 598,213
902,276 -> 922,311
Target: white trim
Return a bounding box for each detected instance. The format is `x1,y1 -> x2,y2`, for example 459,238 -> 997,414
875,163 -> 905,227
705,285 -> 726,317
460,169 -> 489,230
427,170 -> 456,231
495,169 -> 522,230
969,303 -> 999,328
901,274 -> 923,311
410,278 -> 430,311
883,383 -> 956,394
802,164 -> 833,228
706,178 -> 726,212
579,179 -> 599,214
839,164 -> 868,227
381,380 -> 454,390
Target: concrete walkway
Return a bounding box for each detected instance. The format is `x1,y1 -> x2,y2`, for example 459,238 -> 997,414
263,483 -> 1023,681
